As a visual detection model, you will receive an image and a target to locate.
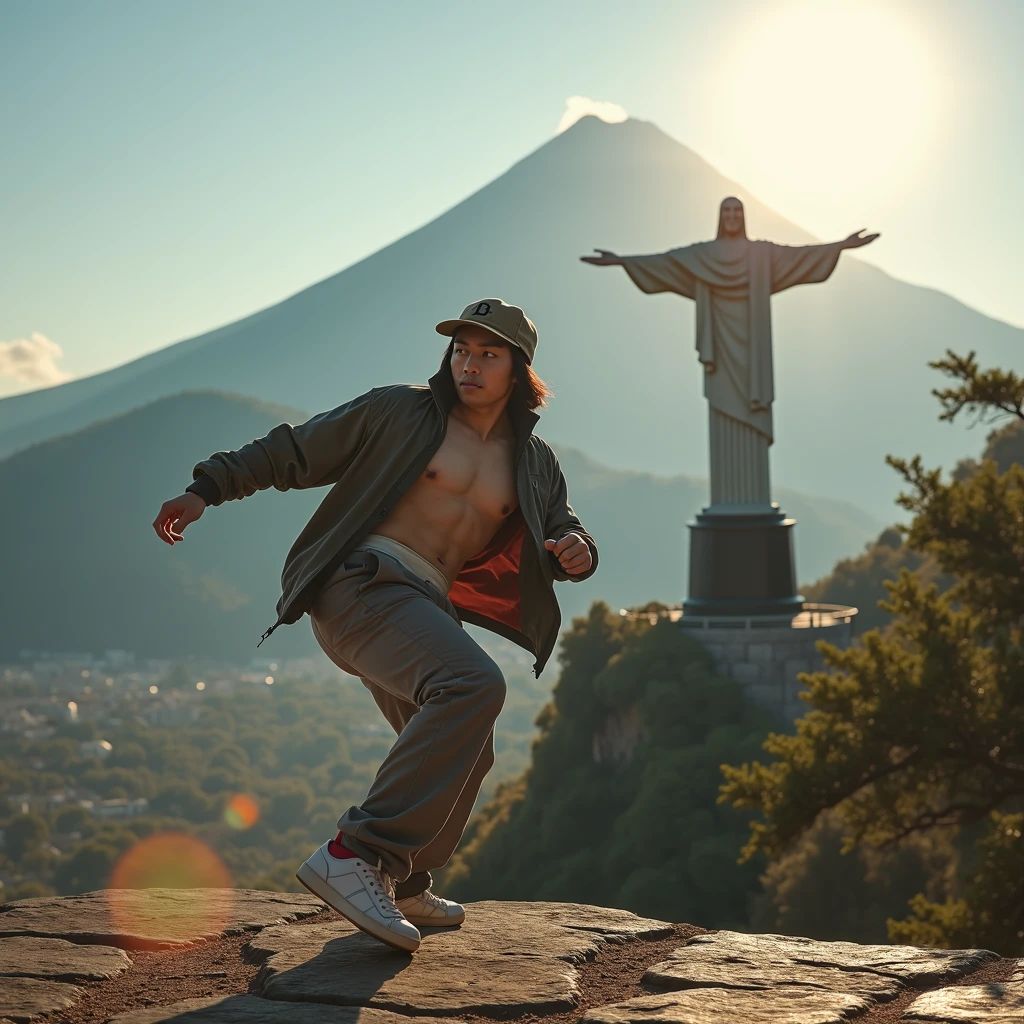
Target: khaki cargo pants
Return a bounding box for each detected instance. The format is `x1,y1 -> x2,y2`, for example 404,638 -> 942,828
309,548 -> 506,899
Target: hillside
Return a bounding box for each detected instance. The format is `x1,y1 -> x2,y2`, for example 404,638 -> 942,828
0,389 -> 880,663
1,116 -> 1020,519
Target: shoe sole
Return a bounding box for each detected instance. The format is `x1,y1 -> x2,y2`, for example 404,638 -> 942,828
402,911 -> 465,927
295,863 -> 420,953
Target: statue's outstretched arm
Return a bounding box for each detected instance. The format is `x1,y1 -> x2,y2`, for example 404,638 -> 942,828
582,247 -> 697,299
579,249 -> 622,266
841,229 -> 880,250
769,231 -> 877,294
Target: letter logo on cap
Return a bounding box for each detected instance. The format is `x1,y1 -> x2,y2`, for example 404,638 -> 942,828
472,302 -> 493,317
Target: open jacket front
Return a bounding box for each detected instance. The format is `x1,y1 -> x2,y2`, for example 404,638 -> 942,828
186,369 -> 598,676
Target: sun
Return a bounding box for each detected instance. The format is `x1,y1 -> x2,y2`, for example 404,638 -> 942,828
714,1 -> 940,213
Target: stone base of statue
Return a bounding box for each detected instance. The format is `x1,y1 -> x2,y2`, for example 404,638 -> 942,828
667,499 -> 858,724
682,503 -> 803,618
675,602 -> 859,723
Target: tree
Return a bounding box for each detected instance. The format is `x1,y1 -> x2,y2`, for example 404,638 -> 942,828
721,350 -> 1024,954
4,814 -> 49,863
53,805 -> 94,837
3,881 -> 55,901
54,840 -> 123,895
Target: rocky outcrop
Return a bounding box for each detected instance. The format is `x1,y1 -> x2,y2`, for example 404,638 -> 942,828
0,888 -> 323,951
246,901 -> 672,1016
592,704 -> 648,766
0,889 -> 1019,1024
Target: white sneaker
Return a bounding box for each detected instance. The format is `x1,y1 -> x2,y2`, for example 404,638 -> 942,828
394,888 -> 466,927
295,843 -> 421,952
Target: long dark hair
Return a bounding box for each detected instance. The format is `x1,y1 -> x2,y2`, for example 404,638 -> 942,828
441,339 -> 552,413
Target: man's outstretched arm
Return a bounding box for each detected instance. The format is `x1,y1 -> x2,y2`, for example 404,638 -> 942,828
152,388 -> 376,545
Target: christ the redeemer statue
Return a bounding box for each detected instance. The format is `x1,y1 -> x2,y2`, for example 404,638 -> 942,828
582,198 -> 878,510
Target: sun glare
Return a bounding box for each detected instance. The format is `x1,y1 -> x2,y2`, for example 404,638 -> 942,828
716,2 -> 940,211
107,833 -> 234,946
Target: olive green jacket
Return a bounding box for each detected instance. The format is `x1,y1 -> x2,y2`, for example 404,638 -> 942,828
186,369 -> 598,676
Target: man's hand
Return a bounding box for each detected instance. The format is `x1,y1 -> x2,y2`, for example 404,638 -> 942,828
842,229 -> 880,250
152,492 -> 207,545
579,249 -> 622,266
545,532 -> 593,577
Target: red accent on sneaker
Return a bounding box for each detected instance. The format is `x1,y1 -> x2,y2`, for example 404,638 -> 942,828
327,832 -> 358,860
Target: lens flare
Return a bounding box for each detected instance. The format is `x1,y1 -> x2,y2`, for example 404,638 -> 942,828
107,833 -> 234,946
223,793 -> 260,830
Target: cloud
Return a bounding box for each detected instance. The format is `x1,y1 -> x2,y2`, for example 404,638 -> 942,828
0,332 -> 72,386
557,96 -> 628,133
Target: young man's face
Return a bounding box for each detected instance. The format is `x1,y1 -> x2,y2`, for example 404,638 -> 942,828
450,326 -> 516,409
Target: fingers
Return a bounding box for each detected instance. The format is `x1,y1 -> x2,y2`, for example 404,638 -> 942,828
152,504 -> 175,545
562,549 -> 592,574
152,501 -> 189,544
546,534 -> 592,575
553,533 -> 578,555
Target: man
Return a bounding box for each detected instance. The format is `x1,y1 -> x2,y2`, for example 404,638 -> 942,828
151,299 -> 597,953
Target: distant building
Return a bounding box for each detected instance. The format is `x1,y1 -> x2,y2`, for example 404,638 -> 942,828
143,703 -> 200,727
79,740 -> 113,759
88,798 -> 149,819
1,708 -> 49,736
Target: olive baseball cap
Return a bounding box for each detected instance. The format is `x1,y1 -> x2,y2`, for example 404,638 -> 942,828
435,298 -> 538,364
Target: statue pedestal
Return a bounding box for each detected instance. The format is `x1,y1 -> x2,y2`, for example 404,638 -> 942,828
683,503 -> 803,617
677,604 -> 859,724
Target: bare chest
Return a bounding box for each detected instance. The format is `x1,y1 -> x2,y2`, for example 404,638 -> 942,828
421,427 -> 518,518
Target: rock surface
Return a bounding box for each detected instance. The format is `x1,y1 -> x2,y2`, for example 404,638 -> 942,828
580,986 -> 872,1024
247,901 -> 673,1015
0,888 -> 324,950
645,934 -> 904,1002
652,930 -> 997,989
901,982 -> 1024,1022
0,935 -> 131,982
0,975 -> 84,1023
106,995 -> 460,1024
0,889 -> 1014,1024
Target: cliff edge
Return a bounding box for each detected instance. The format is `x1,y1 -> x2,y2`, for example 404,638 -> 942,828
0,889 -> 1020,1023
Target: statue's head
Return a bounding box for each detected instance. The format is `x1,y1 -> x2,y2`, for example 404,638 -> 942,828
717,197 -> 747,239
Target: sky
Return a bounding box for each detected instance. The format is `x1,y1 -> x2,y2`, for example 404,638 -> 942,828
1,0 -> 1022,399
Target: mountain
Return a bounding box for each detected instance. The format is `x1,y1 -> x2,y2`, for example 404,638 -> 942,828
0,390 -> 880,663
1,116 -> 1020,520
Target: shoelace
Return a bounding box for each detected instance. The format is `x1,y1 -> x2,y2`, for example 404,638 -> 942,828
397,888 -> 445,909
360,865 -> 401,918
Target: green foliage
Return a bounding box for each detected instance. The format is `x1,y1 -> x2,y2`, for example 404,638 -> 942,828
721,351 -> 1024,955
749,808 -> 960,944
53,805 -> 95,837
5,814 -> 48,863
440,603 -> 778,929
2,881 -> 56,901
54,837 -> 131,895
802,528 -> 950,635
3,653 -> 551,898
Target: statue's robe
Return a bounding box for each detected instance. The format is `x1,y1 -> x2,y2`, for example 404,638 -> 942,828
621,238 -> 845,506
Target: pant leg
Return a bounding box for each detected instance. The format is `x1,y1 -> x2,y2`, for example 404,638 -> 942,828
350,673 -> 496,899
353,677 -> 432,899
310,550 -> 506,884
